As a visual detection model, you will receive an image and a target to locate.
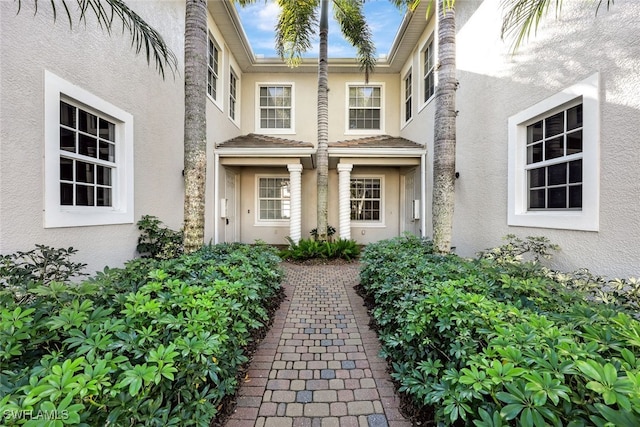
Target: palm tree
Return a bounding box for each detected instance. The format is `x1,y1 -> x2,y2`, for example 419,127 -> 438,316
182,0 -> 208,253
238,0 -> 375,241
15,0 -> 177,77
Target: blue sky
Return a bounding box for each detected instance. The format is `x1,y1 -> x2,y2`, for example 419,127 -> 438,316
235,1 -> 406,59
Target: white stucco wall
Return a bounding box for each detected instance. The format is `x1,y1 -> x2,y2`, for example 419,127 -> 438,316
0,1 -> 186,274
403,0 -> 640,278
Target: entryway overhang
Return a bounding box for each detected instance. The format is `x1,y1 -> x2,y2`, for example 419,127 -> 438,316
328,135 -> 425,169
216,134 -> 316,169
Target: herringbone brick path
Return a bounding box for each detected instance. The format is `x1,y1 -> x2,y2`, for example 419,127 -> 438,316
224,263 -> 411,427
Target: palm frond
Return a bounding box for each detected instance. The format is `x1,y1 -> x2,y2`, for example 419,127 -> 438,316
332,0 -> 375,82
15,0 -> 178,78
274,0 -> 319,67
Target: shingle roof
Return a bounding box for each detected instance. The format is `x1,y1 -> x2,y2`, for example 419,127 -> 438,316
217,133 -> 314,149
329,135 -> 423,149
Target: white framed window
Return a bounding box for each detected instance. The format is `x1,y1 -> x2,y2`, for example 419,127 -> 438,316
423,38 -> 435,104
350,177 -> 383,223
256,84 -> 294,133
229,68 -> 238,123
207,34 -> 222,109
256,176 -> 290,223
508,73 -> 600,231
404,70 -> 413,123
44,70 -> 134,228
346,83 -> 384,134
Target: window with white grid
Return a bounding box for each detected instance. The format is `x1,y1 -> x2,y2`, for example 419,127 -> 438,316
258,177 -> 290,221
207,35 -> 220,101
229,68 -> 238,122
404,71 -> 413,123
423,38 -> 435,103
350,178 -> 382,222
348,86 -> 381,130
258,85 -> 292,131
44,71 -> 133,228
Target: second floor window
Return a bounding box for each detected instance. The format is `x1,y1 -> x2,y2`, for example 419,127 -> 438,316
348,85 -> 381,130
404,71 -> 412,122
230,69 -> 238,121
207,36 -> 220,101
259,85 -> 292,130
424,39 -> 435,102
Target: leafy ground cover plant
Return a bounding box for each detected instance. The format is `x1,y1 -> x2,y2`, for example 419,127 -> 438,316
280,237 -> 360,261
360,234 -> 640,426
0,242 -> 282,426
136,215 -> 184,260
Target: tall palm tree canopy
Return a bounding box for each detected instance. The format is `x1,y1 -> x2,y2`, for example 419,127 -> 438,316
237,0 -> 377,81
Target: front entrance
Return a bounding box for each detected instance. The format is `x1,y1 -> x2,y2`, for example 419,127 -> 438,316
223,170 -> 239,243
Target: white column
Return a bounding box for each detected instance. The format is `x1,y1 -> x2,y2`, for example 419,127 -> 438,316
337,163 -> 353,240
287,164 -> 303,243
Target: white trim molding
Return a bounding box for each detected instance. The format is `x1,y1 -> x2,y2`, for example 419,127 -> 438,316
44,70 -> 134,228
507,73 -> 600,231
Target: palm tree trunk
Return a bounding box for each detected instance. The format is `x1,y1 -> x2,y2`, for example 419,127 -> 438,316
316,0 -> 330,241
183,0 -> 208,253
432,0 -> 457,254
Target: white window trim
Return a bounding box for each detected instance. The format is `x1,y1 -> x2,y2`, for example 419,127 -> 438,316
402,69 -> 413,127
44,70 -> 134,228
254,174 -> 291,226
229,66 -> 240,127
255,82 -> 295,135
345,82 -> 385,135
419,36 -> 436,113
508,73 -> 600,231
207,33 -> 224,112
350,175 -> 385,227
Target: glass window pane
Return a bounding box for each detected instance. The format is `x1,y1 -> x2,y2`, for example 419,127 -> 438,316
545,112 -> 564,137
79,134 -> 97,158
548,163 -> 567,186
567,130 -> 582,155
529,189 -> 545,209
548,187 -> 567,209
527,121 -> 543,144
60,128 -> 75,152
97,187 -> 112,207
79,110 -> 97,135
545,137 -> 564,160
569,160 -> 582,184
60,158 -> 73,181
529,168 -> 545,188
99,119 -> 115,142
76,184 -> 94,206
567,104 -> 582,130
99,142 -> 115,162
60,183 -> 74,205
76,161 -> 94,184
569,185 -> 582,208
97,165 -> 111,186
527,142 -> 543,164
60,102 -> 75,128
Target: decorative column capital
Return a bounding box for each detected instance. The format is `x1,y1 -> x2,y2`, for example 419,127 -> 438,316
287,163 -> 303,173
337,163 -> 353,173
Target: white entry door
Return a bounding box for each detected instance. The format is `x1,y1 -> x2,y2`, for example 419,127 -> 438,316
401,169 -> 420,235
224,170 -> 238,243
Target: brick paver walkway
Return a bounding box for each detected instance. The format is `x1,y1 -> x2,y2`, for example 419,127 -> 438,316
225,263 -> 411,427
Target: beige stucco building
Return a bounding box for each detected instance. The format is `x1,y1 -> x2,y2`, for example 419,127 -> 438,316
1,0 -> 638,278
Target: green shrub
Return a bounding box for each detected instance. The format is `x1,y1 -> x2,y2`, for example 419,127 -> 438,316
280,237 -> 360,261
310,225 -> 336,241
0,245 -> 87,305
0,243 -> 282,426
136,215 -> 183,260
360,235 -> 640,426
